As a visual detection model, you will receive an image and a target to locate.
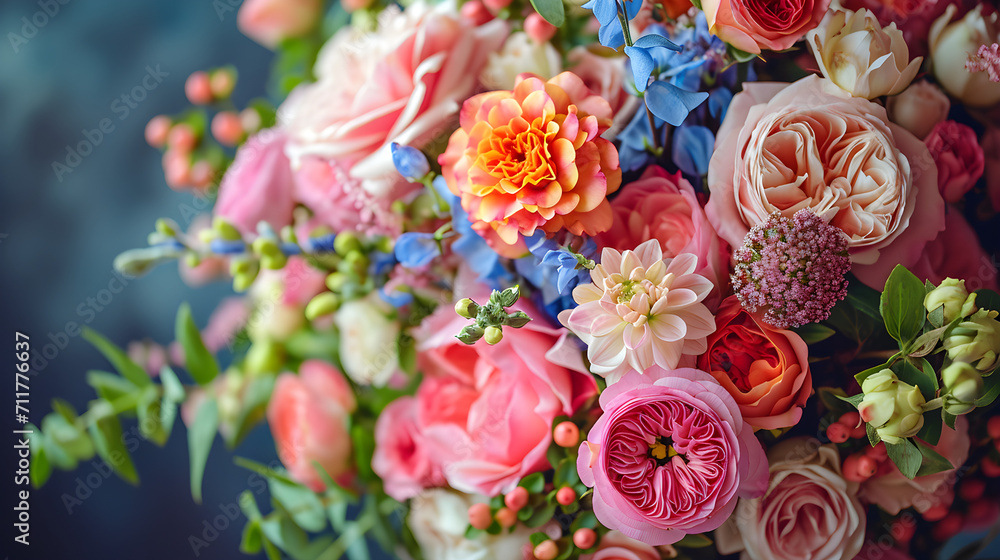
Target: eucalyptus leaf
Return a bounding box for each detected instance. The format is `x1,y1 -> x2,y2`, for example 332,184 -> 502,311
86,370 -> 138,402
269,478 -> 327,533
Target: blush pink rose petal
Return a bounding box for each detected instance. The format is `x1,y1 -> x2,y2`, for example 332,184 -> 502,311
577,366 -> 767,546
215,129 -> 297,235
372,396 -> 447,501
706,75 -> 945,289
237,0 -> 321,49
908,207 -> 1000,293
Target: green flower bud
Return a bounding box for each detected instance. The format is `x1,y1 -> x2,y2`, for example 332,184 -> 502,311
334,232 -> 363,256
326,272 -> 349,292
155,218 -> 180,237
457,325 -> 484,344
230,258 -> 259,292
484,326 -> 503,345
213,216 -> 243,241
858,369 -> 926,445
244,341 -> 285,375
374,236 -> 394,254
306,292 -> 341,320
924,278 -> 977,324
454,298 -> 479,319
941,361 -> 984,407
504,311 -> 531,328
943,309 -> 1000,370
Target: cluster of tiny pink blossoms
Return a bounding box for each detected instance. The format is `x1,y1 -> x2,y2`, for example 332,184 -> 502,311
966,43 -> 1000,83
732,209 -> 851,329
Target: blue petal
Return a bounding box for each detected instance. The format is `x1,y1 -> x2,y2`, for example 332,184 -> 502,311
624,46 -> 655,93
390,142 -> 430,182
644,81 -> 709,127
598,20 -> 625,49
379,286 -> 414,308
305,234 -> 337,253
672,125 -> 715,177
394,232 -> 439,267
622,0 -> 642,20
209,239 -> 246,254
632,34 -> 681,51
708,87 -> 733,121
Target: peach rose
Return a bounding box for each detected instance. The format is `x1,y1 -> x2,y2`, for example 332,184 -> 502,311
237,0 -> 320,49
280,2 -> 507,193
886,80 -> 951,140
697,296 -> 812,430
702,0 -> 830,54
706,75 -> 945,289
267,360 -> 356,491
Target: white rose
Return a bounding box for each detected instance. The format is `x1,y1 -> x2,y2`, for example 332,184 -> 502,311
480,32 -> 562,91
407,489 -> 531,560
334,293 -> 399,386
930,4 -> 1000,107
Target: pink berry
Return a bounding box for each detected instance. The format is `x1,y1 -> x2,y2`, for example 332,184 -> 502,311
525,13 -> 558,43
826,422 -> 850,443
468,503 -> 493,531
190,160 -> 215,188
533,540 -> 558,560
185,71 -> 214,105
556,486 -> 576,506
210,69 -> 236,99
460,0 -> 492,25
850,424 -> 868,440
505,486 -> 529,512
573,528 -> 597,549
554,421 -> 580,448
495,507 -> 517,528
922,503 -> 950,522
856,455 -> 878,478
842,453 -> 873,482
959,478 -> 986,502
865,442 -> 888,461
212,111 -> 244,146
240,108 -> 262,135
890,518 -> 916,543
981,457 -> 1000,478
988,416 -> 1000,440
838,411 -> 861,427
932,512 -> 963,542
482,0 -> 512,11
163,149 -> 191,189
168,123 -> 198,152
145,115 -> 172,147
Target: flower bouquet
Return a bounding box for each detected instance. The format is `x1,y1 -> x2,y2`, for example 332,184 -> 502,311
30,0 -> 1000,558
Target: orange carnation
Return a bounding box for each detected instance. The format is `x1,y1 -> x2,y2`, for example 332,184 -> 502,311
439,72 -> 622,255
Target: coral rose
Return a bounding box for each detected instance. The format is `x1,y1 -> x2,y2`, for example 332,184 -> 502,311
702,0 -> 830,54
439,72 -> 622,256
577,366 -> 768,546
595,166 -> 730,309
698,296 -> 812,430
705,75 -> 945,289
267,360 -> 356,491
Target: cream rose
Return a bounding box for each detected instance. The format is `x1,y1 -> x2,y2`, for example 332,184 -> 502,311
480,32 -> 562,90
930,4 -> 1000,108
808,8 -> 922,99
407,489 -> 531,560
705,75 -> 945,288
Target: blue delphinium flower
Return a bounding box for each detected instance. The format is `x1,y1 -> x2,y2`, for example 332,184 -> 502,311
515,233 -> 597,320
582,0 -> 642,49
394,232 -> 439,268
390,142 -> 430,182
432,177 -> 511,288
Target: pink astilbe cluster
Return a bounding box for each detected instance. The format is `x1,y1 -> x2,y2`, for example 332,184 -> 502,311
966,43 -> 1000,83
732,209 -> 851,328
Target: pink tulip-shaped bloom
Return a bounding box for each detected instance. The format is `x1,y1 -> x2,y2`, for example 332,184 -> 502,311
215,129 -> 296,235
371,396 -> 447,501
560,240 -> 716,383
267,360 -> 356,491
577,366 -> 768,545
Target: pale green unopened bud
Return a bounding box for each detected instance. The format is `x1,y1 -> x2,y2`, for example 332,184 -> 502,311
858,369 -> 898,426
457,325 -> 484,344
455,298 -> 479,319
244,341 -> 285,375
213,216 -> 243,241
941,361 -> 984,407
924,278 -> 977,324
306,292 -> 341,320
943,309 -> 1000,370
326,272 -> 348,292
334,232 -> 362,256
374,236 -> 394,254
231,258 -> 259,292
484,326 -> 503,345
858,369 -> 926,445
155,218 -> 180,237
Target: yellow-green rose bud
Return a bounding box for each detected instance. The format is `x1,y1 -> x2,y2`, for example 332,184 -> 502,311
924,278 -> 977,324
858,369 -> 898,427
941,361 -> 984,414
454,298 -> 479,319
859,369 -> 926,444
943,309 -> 1000,370
484,326 -> 503,345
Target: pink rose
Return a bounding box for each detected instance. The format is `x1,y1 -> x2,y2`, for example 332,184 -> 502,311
277,256 -> 328,308
859,417 -> 970,515
237,0 -> 321,49
908,207 -> 999,293
886,80 -> 951,140
584,531 -> 659,560
984,126 -> 1000,213
281,2 -> 507,189
925,120 -> 985,203
267,360 -> 356,491
716,438 -> 866,560
372,396 -> 446,501
413,291 -> 598,496
215,129 -> 296,235
702,0 -> 829,54
595,166 -> 730,309
577,367 -> 767,546
706,76 -> 945,289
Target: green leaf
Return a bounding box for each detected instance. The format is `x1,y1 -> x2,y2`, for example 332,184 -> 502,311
824,299 -> 875,345
82,327 -> 152,388
676,534 -> 714,548
880,265 -> 927,345
944,410 -> 957,430
86,370 -> 137,402
975,289 -> 1000,313
260,515 -> 309,560
28,426 -> 52,487
42,409 -> 93,461
87,404 -> 139,484
554,457 -> 580,488
520,472 -> 545,494
794,323 -> 836,344
928,305 -> 945,329
835,392 -> 865,408
175,303 -> 219,385
867,422 -> 881,446
855,360 -> 894,386
570,510 -> 598,532
524,502 -> 557,528
976,371 -> 1000,407
914,439 -> 953,477
351,422 -> 376,481
188,398 -> 218,503
893,359 -> 938,401
885,439 -> 922,479
530,532 -> 549,547
916,407 -> 942,446
234,456 -> 300,486
528,0 -> 565,27
160,366 -> 186,402
726,43 -> 758,63
241,520 -> 263,555
269,478 -> 327,533
226,374 -> 275,448
136,385 -> 168,445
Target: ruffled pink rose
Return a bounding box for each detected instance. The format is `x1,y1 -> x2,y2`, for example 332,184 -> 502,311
372,396 -> 446,501
925,120 -> 985,204
706,76 -> 945,289
859,417 -> 970,515
577,366 -> 767,546
267,360 -> 356,491
215,129 -> 296,235
582,531 -> 659,560
908,207 -> 999,293
412,292 -> 598,496
716,438 -> 866,560
281,2 -> 507,189
595,166 -> 730,309
237,0 -> 320,49
702,0 -> 829,54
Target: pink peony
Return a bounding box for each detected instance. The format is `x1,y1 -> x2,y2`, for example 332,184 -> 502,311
595,166 -> 730,309
859,417 -> 970,515
583,531 -> 660,560
908,207 -> 999,293
372,396 -> 446,501
412,291 -> 598,496
924,120 -> 985,204
237,0 -> 321,49
577,366 -> 767,546
702,0 -> 830,54
267,360 -> 356,491
706,76 -> 945,289
281,2 -> 507,191
716,438 -> 866,560
215,129 -> 296,235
